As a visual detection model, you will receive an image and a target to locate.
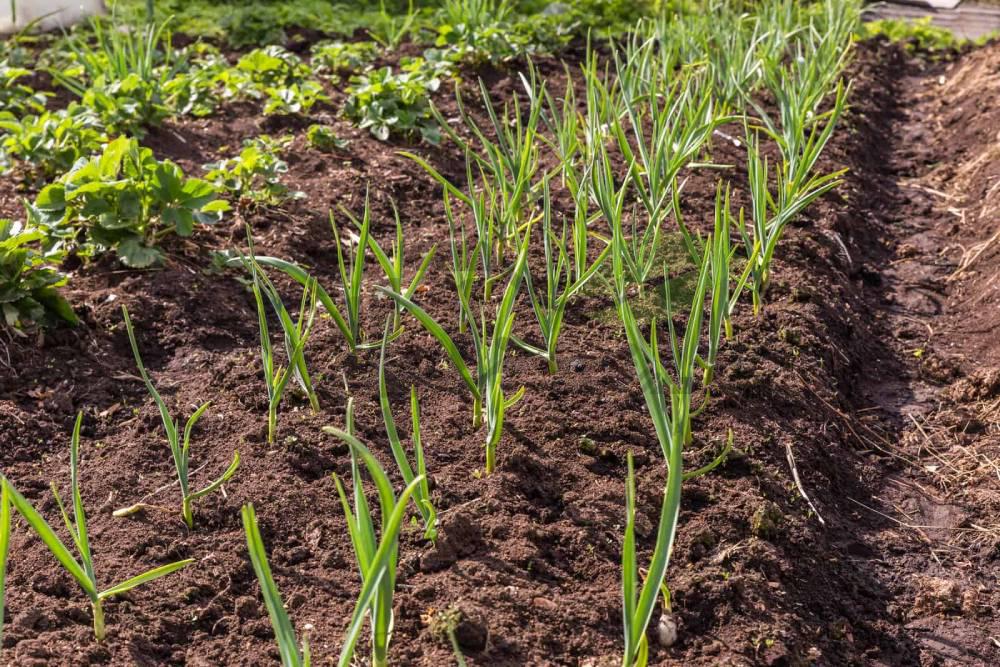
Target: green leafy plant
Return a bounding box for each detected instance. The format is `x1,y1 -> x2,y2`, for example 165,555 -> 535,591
380,223 -> 531,474
328,204 -> 370,350
857,17 -> 959,57
244,245 -> 320,444
435,0 -> 518,65
324,402 -> 427,667
425,67 -> 546,239
615,206 -> 739,662
366,0 -> 419,50
0,60 -> 47,116
242,503 -> 312,667
162,43 -> 230,118
263,80 -> 328,115
699,183 -> 757,386
224,200 -> 383,355
377,322 -> 437,541
610,50 -> 721,263
1,415 -> 194,641
225,46 -> 329,115
29,136 -> 229,268
0,219 -> 77,335
0,105 -> 108,182
114,306 -> 240,529
442,191 -> 479,333
345,57 -> 452,142
306,124 -> 347,153
204,136 -> 298,207
221,6 -> 289,49
234,46 -> 310,89
311,40 -> 380,78
740,126 -> 845,314
52,18 -> 185,134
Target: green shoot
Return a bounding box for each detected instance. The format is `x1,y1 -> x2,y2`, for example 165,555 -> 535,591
443,192 -> 478,333
429,67 -> 546,241
367,0 -> 418,50
740,127 -> 845,314
469,225 -> 530,474
698,184 -> 758,387
540,70 -> 599,284
118,307 -> 240,528
380,223 -> 531,474
2,415 -> 193,641
590,141 -> 633,299
342,197 -> 437,334
243,245 -> 319,444
378,321 -> 438,541
617,204 -> 740,662
516,178 -> 610,374
324,411 -> 426,667
611,46 -> 721,263
330,200 -> 370,351
225,209 -> 377,353
242,503 -> 312,667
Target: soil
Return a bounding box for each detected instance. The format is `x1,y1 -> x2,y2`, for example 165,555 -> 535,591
1,35 -> 999,667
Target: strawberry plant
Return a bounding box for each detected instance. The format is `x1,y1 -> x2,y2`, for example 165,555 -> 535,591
0,219 -> 77,335
306,124 -> 347,152
163,44 -> 231,118
227,46 -> 329,115
0,60 -> 47,117
311,40 -> 380,79
0,105 -> 107,181
237,47 -> 308,84
205,136 -> 300,207
344,57 -> 452,142
29,136 -> 229,268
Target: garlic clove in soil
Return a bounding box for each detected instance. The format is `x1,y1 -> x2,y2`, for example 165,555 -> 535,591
656,614 -> 678,647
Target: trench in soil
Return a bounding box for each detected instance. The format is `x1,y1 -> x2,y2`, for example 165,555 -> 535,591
0,38 -> 998,667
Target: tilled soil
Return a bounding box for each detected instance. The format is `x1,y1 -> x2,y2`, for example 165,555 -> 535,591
0,37 -> 998,666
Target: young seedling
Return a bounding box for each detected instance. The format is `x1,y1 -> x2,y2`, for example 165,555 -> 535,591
444,192 -> 479,334
2,414 -> 193,641
378,321 -> 437,541
617,262 -> 734,663
740,128 -> 844,313
611,48 -> 721,263
329,202 -> 370,351
227,209 -> 376,354
117,306 -> 240,529
698,184 -> 758,387
242,503 -> 312,667
341,196 -> 437,334
425,67 -> 546,241
324,407 -> 426,667
379,223 -> 532,473
515,178 -> 611,374
243,246 -> 320,444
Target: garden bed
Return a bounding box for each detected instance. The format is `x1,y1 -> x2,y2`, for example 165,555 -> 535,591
1,17 -> 998,667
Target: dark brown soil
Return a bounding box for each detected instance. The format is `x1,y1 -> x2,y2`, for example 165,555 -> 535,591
1,37 -> 998,667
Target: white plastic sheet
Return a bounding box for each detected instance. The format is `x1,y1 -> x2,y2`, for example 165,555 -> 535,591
1,0 -> 106,34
